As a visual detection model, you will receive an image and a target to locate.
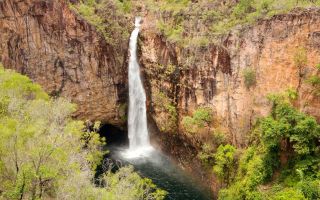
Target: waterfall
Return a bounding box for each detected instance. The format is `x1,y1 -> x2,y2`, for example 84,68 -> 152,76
126,17 -> 153,158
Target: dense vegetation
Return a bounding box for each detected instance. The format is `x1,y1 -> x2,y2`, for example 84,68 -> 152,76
212,91 -> 320,199
0,66 -> 166,200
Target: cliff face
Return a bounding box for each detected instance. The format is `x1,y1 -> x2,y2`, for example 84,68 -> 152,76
0,0 -> 319,186
140,9 -> 320,150
222,9 -> 320,145
0,0 -> 127,126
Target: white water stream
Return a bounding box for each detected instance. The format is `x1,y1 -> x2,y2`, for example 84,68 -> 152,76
124,17 -> 153,158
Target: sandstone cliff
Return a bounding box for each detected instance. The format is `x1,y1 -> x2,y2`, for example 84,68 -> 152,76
0,0 -> 127,126
0,0 -> 319,189
141,8 -> 320,151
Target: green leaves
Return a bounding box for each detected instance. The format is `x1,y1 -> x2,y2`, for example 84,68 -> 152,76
213,144 -> 237,184
293,47 -> 308,69
0,66 -> 166,199
261,96 -> 320,155
182,107 -> 213,134
242,68 -> 256,89
0,67 -> 48,101
272,188 -> 307,200
232,0 -> 255,19
152,91 -> 178,133
102,166 -> 167,200
217,90 -> 320,199
0,67 -> 100,199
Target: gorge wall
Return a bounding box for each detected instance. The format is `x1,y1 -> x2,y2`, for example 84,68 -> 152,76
0,0 -> 320,188
140,8 -> 320,151
0,0 -> 127,126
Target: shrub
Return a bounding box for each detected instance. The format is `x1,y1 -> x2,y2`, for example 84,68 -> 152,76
157,20 -> 184,45
261,95 -> 320,155
306,75 -> 320,86
213,144 -> 237,185
102,166 -> 167,200
271,188 -> 307,200
182,107 -> 213,134
284,88 -> 298,100
181,116 -> 197,134
193,107 -> 213,126
232,0 -> 255,19
0,67 -> 105,199
69,0 -> 131,47
116,0 -> 132,13
293,47 -> 307,68
212,130 -> 227,146
152,91 -> 177,132
242,68 -> 256,88
198,143 -> 215,167
297,178 -> 320,199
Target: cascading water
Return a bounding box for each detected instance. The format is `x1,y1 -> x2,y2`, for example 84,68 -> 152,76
125,17 -> 153,158
107,17 -> 212,199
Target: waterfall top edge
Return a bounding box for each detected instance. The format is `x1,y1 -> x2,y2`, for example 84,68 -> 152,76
135,16 -> 142,27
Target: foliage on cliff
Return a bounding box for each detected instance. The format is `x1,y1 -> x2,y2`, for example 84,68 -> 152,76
0,66 -> 166,200
70,0 -> 320,50
211,91 -> 320,199
69,0 -> 132,62
306,63 -> 320,96
152,91 -> 177,133
182,107 -> 213,135
145,0 -> 320,48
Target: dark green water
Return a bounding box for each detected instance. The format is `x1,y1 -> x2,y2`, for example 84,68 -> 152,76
109,146 -> 213,200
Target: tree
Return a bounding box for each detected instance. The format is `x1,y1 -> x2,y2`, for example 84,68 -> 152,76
0,66 -> 166,200
213,144 -> 237,186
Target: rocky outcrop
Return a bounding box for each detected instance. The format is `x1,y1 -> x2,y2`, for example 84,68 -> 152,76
0,0 -> 127,126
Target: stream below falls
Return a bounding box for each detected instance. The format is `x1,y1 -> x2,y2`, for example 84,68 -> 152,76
105,145 -> 213,200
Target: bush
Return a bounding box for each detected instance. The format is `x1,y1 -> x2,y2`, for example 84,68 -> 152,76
242,68 -> 256,88
306,75 -> 320,86
102,166 -> 167,200
193,107 -> 213,126
261,95 -> 320,155
232,0 -> 255,19
198,143 -> 215,167
271,188 -> 307,200
297,178 -> 320,199
0,67 -> 105,199
212,130 -> 227,146
293,47 -> 307,68
213,144 -> 237,185
182,107 -> 213,134
152,91 -> 177,133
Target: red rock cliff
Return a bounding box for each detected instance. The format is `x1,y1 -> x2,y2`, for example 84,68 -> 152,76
140,8 -> 320,150
0,0 -> 127,126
